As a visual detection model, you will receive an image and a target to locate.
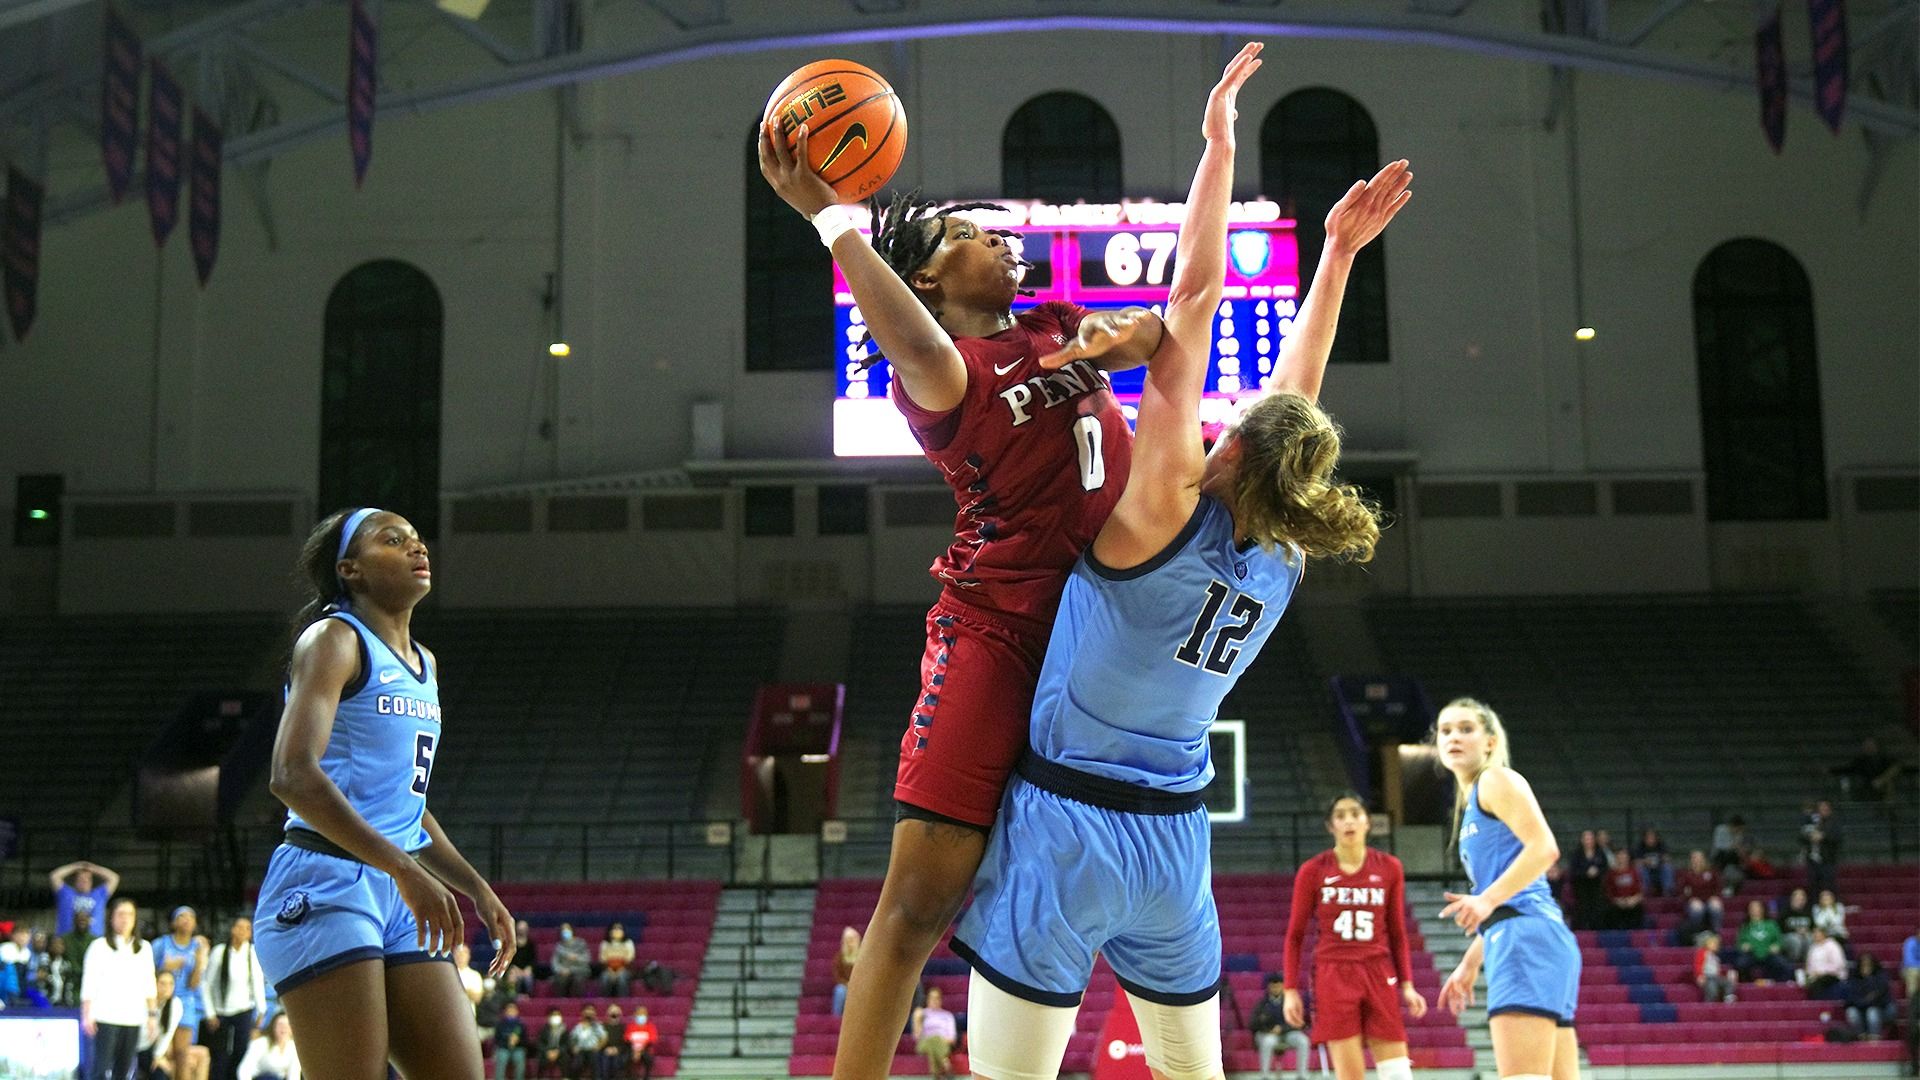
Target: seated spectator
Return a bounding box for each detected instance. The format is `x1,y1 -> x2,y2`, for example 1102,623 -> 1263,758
831,926 -> 860,1017
136,969 -> 186,1079
36,933 -> 79,1007
477,971 -> 519,1038
1248,974 -> 1310,1080
1779,887 -> 1816,962
236,1012 -> 300,1080
912,985 -> 959,1080
1901,926 -> 1919,1005
620,1004 -> 660,1080
1735,899 -> 1794,983
47,860 -> 119,935
600,923 -> 636,997
1802,800 -> 1842,896
0,922 -> 37,1006
1672,899 -> 1717,948
1831,736 -> 1899,802
1743,845 -> 1782,880
638,959 -> 675,995
1843,953 -> 1894,1040
1694,932 -> 1736,1003
1567,830 -> 1608,931
549,924 -> 592,997
1632,827 -> 1676,895
1602,848 -> 1647,930
568,1005 -> 608,1077
494,1000 -> 529,1080
1678,850 -> 1726,930
1805,926 -> 1849,998
596,1004 -> 630,1079
535,1008 -> 569,1078
454,942 -> 485,1015
508,920 -> 541,995
1710,816 -> 1749,874
1814,888 -> 1850,945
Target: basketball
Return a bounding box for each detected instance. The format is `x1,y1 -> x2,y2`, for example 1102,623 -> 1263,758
764,60 -> 907,203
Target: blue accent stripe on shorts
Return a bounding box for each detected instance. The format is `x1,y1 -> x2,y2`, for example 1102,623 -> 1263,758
274,945 -> 383,994
383,950 -> 454,969
1488,1003 -> 1571,1024
950,936 -> 1082,1008
1113,969 -> 1220,1007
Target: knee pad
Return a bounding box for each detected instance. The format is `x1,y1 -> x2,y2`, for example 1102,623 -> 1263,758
1375,1056 -> 1413,1080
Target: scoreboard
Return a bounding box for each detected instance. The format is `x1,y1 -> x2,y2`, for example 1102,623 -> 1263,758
833,198 -> 1302,457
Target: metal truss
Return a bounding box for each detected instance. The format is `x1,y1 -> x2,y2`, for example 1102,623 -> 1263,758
0,0 -> 1913,227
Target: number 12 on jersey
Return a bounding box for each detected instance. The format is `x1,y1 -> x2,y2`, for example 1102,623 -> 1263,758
1174,580 -> 1265,675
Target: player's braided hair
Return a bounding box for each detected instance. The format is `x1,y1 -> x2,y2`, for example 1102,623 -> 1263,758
856,190 -> 1033,365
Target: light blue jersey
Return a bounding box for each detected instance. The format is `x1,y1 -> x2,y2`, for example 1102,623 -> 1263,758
283,611 -> 440,853
1460,777 -> 1581,1023
1029,495 -> 1306,791
1459,779 -> 1561,922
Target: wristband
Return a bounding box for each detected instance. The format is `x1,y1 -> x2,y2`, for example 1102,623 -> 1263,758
811,206 -> 862,249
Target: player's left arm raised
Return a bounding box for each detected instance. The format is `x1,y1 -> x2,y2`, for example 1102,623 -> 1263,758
1439,767 -> 1561,934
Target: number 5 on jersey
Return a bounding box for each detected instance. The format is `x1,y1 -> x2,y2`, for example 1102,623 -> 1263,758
411,731 -> 437,797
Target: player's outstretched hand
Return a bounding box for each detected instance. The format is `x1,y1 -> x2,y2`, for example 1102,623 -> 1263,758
1402,982 -> 1429,1020
1439,890 -> 1495,935
477,888 -> 517,979
1282,987 -> 1306,1029
758,119 -> 839,220
1439,963 -> 1477,1014
1202,42 -> 1263,144
396,862 -> 464,957
1324,160 -> 1413,260
1039,308 -> 1154,369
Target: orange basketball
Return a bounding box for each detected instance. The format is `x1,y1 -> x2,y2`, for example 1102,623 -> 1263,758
764,59 -> 907,204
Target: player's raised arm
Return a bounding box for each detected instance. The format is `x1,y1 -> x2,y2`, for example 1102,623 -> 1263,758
758,121 -> 969,411
1086,41 -> 1262,570
1269,161 -> 1412,401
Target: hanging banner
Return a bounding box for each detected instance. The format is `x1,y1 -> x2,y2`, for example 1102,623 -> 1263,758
146,58 -> 183,246
347,0 -> 377,186
100,4 -> 142,203
3,167 -> 44,342
189,108 -> 222,285
1756,6 -> 1788,153
1808,0 -> 1849,133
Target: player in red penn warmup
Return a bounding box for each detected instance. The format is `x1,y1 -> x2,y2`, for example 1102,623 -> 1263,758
759,64 -> 1185,1079
1284,794 -> 1428,1080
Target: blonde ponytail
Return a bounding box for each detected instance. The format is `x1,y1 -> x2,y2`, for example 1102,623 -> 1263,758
1227,392 -> 1381,562
1438,697 -> 1512,847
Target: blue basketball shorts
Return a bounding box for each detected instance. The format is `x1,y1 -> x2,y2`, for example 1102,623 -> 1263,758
252,842 -> 448,994
950,777 -> 1221,1007
1483,913 -> 1580,1025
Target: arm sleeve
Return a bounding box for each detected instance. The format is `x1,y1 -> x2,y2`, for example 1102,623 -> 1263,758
200,947 -> 218,1019
1388,862 -> 1414,986
1283,862 -> 1316,989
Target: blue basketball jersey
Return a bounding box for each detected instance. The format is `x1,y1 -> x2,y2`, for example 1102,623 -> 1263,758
1028,495 -> 1305,792
1459,778 -> 1560,921
283,611 -> 439,852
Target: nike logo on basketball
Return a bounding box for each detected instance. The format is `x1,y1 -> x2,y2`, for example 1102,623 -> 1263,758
820,123 -> 869,171
993,360 -> 1022,375
380,670 -> 403,684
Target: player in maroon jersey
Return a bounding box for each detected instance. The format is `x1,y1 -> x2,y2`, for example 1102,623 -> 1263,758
1283,794 -> 1428,1080
759,57 -> 1214,1078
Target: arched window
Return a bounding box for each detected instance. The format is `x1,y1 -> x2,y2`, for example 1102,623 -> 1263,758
1260,89 -> 1389,365
745,126 -> 835,372
1691,239 -> 1828,521
321,260 -> 443,536
1002,92 -> 1122,201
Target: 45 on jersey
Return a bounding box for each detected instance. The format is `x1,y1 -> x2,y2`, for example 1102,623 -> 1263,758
1330,908 -> 1377,942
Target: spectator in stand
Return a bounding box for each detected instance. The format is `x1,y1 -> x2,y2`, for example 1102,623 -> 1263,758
38,933 -> 80,1007
0,921 -> 38,1006
1710,816 -> 1749,874
549,924 -> 592,998
1678,850 -> 1726,931
1843,953 -> 1894,1039
202,917 -> 267,1080
49,860 -> 120,936
1603,848 -> 1647,930
507,920 -> 540,996
622,1004 -> 659,1080
1780,887 -> 1816,963
138,969 -> 188,1079
567,1004 -> 608,1078
831,926 -> 861,1017
0,936 -> 22,1007
911,985 -> 958,1080
63,915 -> 97,979
1831,737 -> 1900,802
1632,827 -> 1675,896
1803,800 -> 1842,896
535,1008 -> 569,1079
82,896 -> 157,1080
1901,927 -> 1919,1005
1694,932 -> 1736,1003
595,1004 -> 630,1079
1814,888 -> 1851,947
235,1012 -> 300,1080
1805,926 -> 1849,998
454,942 -> 485,1016
1735,900 -> 1794,983
493,1000 -> 529,1080
1595,828 -> 1614,853
1744,846 -> 1783,881
1249,974 -> 1311,1080
1567,830 -> 1609,931
599,923 -> 635,997
477,971 -> 518,1037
